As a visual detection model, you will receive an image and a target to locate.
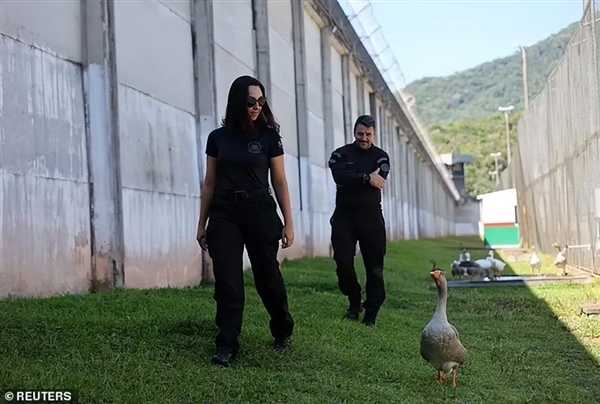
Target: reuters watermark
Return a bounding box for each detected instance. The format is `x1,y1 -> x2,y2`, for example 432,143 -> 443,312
2,390 -> 75,403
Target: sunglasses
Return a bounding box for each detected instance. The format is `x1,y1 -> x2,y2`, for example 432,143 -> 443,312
247,96 -> 267,108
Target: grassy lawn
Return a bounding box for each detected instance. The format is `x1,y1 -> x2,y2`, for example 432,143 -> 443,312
1,236 -> 600,403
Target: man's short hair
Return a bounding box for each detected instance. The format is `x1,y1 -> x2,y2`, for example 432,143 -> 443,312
353,115 -> 376,133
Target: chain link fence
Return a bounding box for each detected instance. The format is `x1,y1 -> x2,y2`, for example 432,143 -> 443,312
514,0 -> 600,274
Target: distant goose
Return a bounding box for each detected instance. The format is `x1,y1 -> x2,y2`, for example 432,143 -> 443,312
473,250 -> 506,280
529,248 -> 541,274
552,243 -> 568,276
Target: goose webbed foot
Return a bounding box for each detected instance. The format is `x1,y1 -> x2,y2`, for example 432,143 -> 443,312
451,368 -> 460,388
436,370 -> 448,384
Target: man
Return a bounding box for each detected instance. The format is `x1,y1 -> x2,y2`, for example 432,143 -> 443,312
328,115 -> 390,327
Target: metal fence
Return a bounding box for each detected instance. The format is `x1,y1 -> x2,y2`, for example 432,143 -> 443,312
514,0 -> 600,274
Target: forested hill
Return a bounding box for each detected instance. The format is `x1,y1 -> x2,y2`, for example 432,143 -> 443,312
404,22 -> 578,126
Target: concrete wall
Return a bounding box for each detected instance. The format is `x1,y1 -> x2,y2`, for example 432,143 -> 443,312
113,0 -> 201,289
213,0 -> 255,120
0,2 -> 91,297
456,200 -> 480,236
0,0 -> 462,298
349,65 -> 359,134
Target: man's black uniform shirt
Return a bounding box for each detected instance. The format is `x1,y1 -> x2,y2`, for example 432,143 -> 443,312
328,142 -> 390,209
206,127 -> 283,193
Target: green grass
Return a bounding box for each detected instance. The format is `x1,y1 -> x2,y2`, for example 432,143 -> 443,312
1,236 -> 599,403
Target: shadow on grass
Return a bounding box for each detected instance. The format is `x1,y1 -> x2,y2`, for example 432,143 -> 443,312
411,237 -> 600,402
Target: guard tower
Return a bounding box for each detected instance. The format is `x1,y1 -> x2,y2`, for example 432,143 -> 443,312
440,153 -> 473,197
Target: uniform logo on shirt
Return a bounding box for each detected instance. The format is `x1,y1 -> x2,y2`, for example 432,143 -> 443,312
248,141 -> 263,154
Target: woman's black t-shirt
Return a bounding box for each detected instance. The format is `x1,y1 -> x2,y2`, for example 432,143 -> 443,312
206,126 -> 283,193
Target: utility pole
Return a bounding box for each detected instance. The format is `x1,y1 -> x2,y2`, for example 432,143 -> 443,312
521,46 -> 529,111
498,105 -> 514,166
489,152 -> 501,188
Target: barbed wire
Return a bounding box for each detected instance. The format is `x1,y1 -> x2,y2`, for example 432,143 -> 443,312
338,0 -> 407,92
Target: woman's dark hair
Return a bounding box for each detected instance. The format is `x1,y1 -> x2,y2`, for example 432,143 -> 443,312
222,75 -> 279,135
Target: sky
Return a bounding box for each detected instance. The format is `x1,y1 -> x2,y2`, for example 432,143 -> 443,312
368,0 -> 583,84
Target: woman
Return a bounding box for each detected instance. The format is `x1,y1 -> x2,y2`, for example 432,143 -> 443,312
196,75 -> 295,367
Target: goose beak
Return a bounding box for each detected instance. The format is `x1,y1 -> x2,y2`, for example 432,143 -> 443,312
430,269 -> 445,283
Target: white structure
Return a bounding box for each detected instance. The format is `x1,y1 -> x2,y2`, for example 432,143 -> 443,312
477,188 -> 520,248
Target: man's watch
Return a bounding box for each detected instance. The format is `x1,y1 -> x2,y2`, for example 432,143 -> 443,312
362,173 -> 370,184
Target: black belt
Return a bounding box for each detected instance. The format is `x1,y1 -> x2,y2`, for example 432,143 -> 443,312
215,188 -> 271,202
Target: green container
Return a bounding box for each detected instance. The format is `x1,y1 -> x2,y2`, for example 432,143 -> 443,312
484,226 -> 520,247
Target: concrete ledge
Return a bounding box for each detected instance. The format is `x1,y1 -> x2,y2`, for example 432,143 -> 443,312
446,275 -> 593,288
581,303 -> 600,316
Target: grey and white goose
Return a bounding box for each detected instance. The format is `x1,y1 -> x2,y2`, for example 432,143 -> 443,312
420,263 -> 467,388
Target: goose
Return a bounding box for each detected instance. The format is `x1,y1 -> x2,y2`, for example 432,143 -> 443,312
552,243 -> 568,276
529,248 -> 541,274
421,263 -> 467,387
451,260 -> 466,278
458,248 -> 471,264
475,256 -> 506,280
453,248 -> 476,278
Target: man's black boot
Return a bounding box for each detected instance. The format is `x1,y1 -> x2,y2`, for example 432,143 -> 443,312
362,308 -> 379,327
211,348 -> 237,367
345,302 -> 362,321
273,336 -> 292,353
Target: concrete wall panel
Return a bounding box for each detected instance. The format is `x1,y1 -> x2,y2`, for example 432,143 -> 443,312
332,95 -> 345,149
364,82 -> 373,115
118,85 -> 199,196
349,71 -> 358,126
311,211 -> 331,257
213,0 -> 254,74
0,1 -> 81,62
0,36 -> 90,297
0,37 -> 87,180
331,48 -> 345,149
268,0 -> 298,157
122,189 -> 201,289
269,34 -> 296,96
277,154 -> 305,260
159,0 -> 191,22
214,45 -> 255,122
271,83 -> 298,157
309,164 -> 331,213
304,13 -> 324,117
307,111 -> 325,166
304,14 -> 325,167
0,173 -> 91,297
114,0 -> 195,113
268,0 -> 293,40
283,143 -> 302,213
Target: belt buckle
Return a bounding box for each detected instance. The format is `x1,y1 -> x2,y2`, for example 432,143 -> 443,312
232,190 -> 248,202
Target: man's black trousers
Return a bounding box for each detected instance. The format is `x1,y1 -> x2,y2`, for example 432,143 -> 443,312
330,207 -> 386,311
206,195 -> 294,352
